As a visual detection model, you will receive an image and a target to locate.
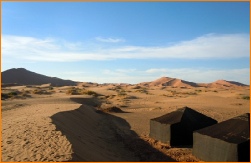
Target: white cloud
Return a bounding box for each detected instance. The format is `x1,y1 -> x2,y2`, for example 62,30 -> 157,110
146,68 -> 168,73
2,33 -> 249,62
95,37 -> 125,43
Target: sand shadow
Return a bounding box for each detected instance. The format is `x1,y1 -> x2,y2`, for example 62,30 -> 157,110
96,109 -> 131,114
70,97 -> 102,107
70,97 -> 131,113
101,112 -> 176,161
51,97 -> 175,161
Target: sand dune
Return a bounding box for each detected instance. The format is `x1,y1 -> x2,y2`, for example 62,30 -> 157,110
2,68 -> 248,89
51,103 -> 138,161
2,100 -> 78,161
148,77 -> 247,88
2,95 -> 176,161
2,96 -> 137,161
207,80 -> 247,88
1,69 -> 249,162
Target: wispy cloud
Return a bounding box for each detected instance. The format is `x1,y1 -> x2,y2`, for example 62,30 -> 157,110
146,68 -> 168,73
2,33 -> 249,62
95,37 -> 125,43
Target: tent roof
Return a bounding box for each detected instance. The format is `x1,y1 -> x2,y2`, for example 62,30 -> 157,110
151,106 -> 216,125
195,113 -> 250,144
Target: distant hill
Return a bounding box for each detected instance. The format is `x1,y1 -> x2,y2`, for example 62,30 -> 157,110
206,80 -> 248,88
149,77 -> 199,88
2,68 -> 77,86
143,77 -> 248,88
2,68 -> 248,88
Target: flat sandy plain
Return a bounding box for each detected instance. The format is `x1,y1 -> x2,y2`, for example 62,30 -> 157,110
1,82 -> 250,161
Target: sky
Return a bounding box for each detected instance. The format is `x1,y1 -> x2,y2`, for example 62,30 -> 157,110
2,2 -> 250,84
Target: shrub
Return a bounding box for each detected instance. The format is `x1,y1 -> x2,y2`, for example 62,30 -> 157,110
2,91 -> 28,100
66,88 -> 99,96
170,90 -> 177,95
33,89 -> 48,94
66,87 -> 82,95
1,93 -> 10,100
242,96 -> 250,100
24,90 -> 31,94
82,90 -> 98,96
132,85 -> 141,89
66,89 -> 78,95
100,106 -> 124,113
8,91 -> 18,96
117,91 -> 127,96
117,89 -> 127,96
124,95 -> 138,99
136,88 -> 148,94
5,91 -> 21,98
182,92 -> 197,95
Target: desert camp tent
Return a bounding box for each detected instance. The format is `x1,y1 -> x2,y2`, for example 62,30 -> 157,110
150,106 -> 217,146
193,113 -> 250,162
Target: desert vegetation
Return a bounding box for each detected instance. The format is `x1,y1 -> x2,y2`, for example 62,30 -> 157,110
66,87 -> 99,97
2,74 -> 249,162
1,90 -> 31,100
242,95 -> 250,100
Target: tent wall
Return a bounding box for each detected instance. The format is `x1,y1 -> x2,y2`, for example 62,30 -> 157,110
150,120 -> 170,143
193,132 -> 247,161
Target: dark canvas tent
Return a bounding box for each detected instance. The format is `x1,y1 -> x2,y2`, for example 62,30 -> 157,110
193,113 -> 250,162
150,106 -> 217,146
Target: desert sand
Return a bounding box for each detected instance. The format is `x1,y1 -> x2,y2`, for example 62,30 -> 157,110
1,80 -> 250,161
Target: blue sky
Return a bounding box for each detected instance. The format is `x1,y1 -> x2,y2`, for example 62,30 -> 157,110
2,2 -> 250,84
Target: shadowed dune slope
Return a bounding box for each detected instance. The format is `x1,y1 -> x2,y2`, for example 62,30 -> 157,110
51,98 -> 175,161
51,104 -> 137,161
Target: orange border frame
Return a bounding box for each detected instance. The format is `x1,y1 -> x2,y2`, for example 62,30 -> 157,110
0,1 -> 250,163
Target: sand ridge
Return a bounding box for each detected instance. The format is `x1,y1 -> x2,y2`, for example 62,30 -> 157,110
2,102 -> 78,161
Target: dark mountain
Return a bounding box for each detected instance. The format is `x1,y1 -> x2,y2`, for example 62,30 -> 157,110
2,68 -> 77,86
